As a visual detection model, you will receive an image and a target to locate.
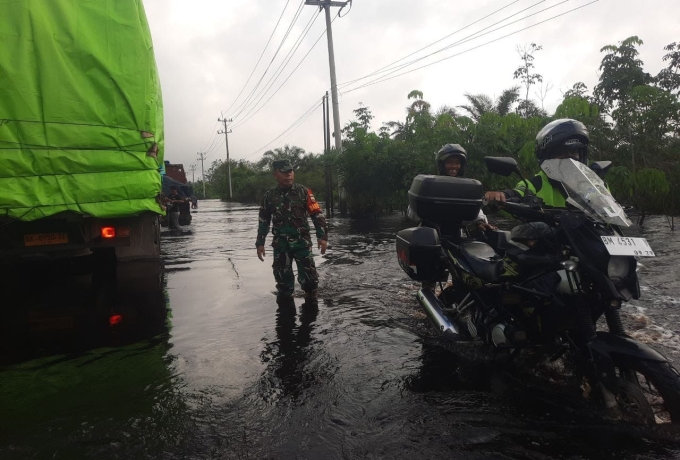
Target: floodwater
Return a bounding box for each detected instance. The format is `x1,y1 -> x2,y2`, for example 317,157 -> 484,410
1,199 -> 679,459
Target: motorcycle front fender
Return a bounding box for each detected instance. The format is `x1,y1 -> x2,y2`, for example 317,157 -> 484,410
587,331 -> 668,392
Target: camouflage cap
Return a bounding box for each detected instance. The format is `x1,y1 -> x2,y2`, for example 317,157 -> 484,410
272,159 -> 294,172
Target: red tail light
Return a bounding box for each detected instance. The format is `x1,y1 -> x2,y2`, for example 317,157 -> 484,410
101,226 -> 116,239
109,314 -> 123,326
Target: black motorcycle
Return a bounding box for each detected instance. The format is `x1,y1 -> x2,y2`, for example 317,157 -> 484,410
396,156 -> 680,425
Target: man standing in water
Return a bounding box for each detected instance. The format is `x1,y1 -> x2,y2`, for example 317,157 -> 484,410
256,159 -> 328,304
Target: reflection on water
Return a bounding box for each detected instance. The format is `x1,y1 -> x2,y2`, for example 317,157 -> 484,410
1,203 -> 679,459
259,299 -> 320,404
0,257 -> 178,458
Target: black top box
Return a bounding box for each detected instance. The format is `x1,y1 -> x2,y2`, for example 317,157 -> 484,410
408,175 -> 483,226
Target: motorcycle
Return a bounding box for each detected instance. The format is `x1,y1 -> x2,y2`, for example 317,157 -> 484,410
396,156 -> 680,425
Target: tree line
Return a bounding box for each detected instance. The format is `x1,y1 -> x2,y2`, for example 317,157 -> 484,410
198,36 -> 680,217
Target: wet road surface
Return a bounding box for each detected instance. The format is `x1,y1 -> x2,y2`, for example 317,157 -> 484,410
1,199 -> 679,459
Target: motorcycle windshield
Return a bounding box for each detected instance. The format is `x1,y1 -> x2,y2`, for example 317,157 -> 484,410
541,159 -> 632,227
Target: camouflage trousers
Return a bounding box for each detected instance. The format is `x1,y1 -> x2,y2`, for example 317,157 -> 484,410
272,239 -> 318,297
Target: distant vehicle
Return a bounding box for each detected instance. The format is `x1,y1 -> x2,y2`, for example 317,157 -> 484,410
0,0 -> 164,264
162,161 -> 193,226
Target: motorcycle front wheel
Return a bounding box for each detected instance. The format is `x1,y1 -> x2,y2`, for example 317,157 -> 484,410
613,358 -> 680,425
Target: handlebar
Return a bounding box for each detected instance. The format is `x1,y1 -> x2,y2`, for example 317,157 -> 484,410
494,197 -> 563,225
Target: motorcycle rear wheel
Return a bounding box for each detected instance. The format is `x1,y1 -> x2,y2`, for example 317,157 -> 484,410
613,359 -> 680,425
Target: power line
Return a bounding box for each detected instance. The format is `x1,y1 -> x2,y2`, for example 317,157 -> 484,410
241,97 -> 323,160
226,0 -> 306,120
231,8 -> 322,126
200,120 -> 220,153
337,0 -> 523,89
339,0 -> 562,91
231,10 -> 332,130
222,0 -> 291,116
342,1 -> 598,95
204,132 -> 223,158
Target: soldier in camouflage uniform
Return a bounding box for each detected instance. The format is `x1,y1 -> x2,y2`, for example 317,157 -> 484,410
256,159 -> 328,303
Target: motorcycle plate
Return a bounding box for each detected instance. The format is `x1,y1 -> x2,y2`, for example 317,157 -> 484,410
601,236 -> 655,257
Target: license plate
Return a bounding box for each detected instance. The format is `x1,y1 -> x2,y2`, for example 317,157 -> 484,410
601,236 -> 655,257
24,232 -> 69,247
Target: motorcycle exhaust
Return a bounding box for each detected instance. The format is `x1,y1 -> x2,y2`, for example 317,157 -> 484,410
416,288 -> 461,340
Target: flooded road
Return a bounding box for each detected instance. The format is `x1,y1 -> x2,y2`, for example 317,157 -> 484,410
1,199 -> 680,459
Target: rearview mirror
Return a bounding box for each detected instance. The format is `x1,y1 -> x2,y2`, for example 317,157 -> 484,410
485,157 -> 519,177
590,161 -> 612,179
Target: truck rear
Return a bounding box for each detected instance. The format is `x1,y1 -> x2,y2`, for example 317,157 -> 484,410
0,0 -> 164,263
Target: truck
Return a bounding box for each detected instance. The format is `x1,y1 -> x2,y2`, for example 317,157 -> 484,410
0,0 -> 164,264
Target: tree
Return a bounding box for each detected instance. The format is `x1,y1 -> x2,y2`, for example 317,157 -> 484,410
513,43 -> 543,117
257,145 -> 306,170
594,36 -> 651,110
657,41 -> 680,95
457,86 -> 520,120
406,89 -> 431,122
458,93 -> 494,121
562,82 -> 589,99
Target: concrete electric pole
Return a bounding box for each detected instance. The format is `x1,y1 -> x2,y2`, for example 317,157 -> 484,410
197,152 -> 207,198
306,0 -> 349,214
217,116 -> 233,200
188,164 -> 196,183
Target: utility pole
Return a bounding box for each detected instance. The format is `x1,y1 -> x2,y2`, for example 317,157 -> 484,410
305,0 -> 348,214
322,93 -> 330,218
188,164 -> 196,183
197,152 -> 207,198
217,115 -> 233,200
325,90 -> 334,216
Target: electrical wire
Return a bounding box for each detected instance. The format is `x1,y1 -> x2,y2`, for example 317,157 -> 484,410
231,11 -> 336,130
199,119 -> 220,155
231,8 -> 322,126
222,0 -> 292,116
226,0 -> 306,120
337,0 -> 523,89
241,97 -> 323,160
339,0 -> 564,91
341,1 -> 598,95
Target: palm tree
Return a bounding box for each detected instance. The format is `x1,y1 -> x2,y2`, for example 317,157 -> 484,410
435,105 -> 458,118
257,144 -> 306,170
495,86 -> 521,116
458,86 -> 520,120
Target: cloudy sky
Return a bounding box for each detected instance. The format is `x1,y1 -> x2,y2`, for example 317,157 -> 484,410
142,0 -> 680,177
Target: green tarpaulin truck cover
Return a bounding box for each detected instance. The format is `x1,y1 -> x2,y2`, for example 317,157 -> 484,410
0,0 -> 164,221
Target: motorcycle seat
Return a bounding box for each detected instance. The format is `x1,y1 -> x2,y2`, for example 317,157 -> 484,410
460,241 -> 503,282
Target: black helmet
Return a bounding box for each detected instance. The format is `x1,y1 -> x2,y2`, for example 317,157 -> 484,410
535,118 -> 589,164
435,143 -> 467,176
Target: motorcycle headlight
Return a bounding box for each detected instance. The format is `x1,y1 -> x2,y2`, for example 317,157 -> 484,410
607,256 -> 630,279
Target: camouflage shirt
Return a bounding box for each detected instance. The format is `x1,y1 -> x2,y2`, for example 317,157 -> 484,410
256,183 -> 328,248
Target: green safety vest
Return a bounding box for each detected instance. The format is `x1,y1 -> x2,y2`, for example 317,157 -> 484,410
513,171 -> 567,208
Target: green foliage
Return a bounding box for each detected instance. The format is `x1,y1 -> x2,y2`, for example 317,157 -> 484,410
200,36 -> 679,218
633,168 -> 670,212
657,41 -> 680,93
595,36 -> 652,109
606,166 -> 635,199
513,43 -> 544,116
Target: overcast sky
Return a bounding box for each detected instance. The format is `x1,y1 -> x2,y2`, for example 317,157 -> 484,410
142,0 -> 680,176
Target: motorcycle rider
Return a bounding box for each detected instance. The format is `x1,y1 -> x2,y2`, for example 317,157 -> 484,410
419,144 -> 496,291
436,143 -> 496,231
484,118 -> 590,207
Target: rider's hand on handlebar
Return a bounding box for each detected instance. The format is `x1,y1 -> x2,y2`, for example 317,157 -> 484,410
477,222 -> 498,232
484,191 -> 506,203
